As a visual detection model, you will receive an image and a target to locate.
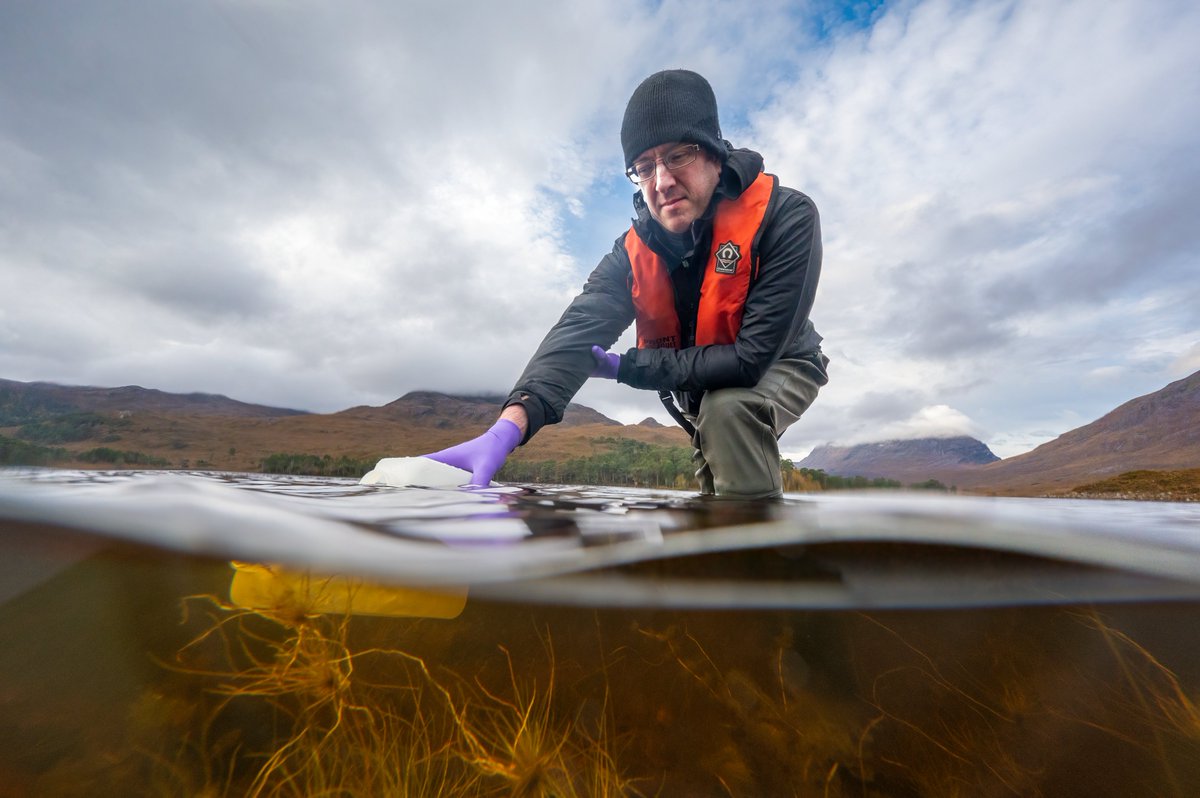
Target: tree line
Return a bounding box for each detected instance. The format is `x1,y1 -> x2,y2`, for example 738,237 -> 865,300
1,429 -> 953,492
259,453 -> 377,478
498,439 -> 954,492
0,434 -> 168,467
13,412 -> 129,444
499,437 -> 697,489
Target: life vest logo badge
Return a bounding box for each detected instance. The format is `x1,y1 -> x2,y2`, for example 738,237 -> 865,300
714,241 -> 740,275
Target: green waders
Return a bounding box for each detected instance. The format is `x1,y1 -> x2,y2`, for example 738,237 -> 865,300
686,356 -> 828,499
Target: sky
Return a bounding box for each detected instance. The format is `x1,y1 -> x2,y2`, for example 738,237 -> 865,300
1,0 -> 1197,460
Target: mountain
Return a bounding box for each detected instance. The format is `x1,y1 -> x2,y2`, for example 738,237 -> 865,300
337,390 -> 621,428
957,370 -> 1200,494
798,436 -> 1000,485
0,380 -> 684,473
0,378 -> 306,423
5,370 -> 1196,495
795,370 -> 1200,494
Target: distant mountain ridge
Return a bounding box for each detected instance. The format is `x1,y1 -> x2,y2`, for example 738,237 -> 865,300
3,370 -> 1197,495
798,436 -> 999,484
338,390 -> 621,428
0,378 -> 678,474
956,370 -> 1200,494
0,378 -> 307,422
799,370 -> 1199,495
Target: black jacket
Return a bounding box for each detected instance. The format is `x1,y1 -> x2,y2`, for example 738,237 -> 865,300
505,146 -> 824,443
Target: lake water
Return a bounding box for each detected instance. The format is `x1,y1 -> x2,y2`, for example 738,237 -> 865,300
1,469 -> 1198,796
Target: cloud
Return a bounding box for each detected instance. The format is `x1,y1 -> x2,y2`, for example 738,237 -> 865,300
851,403 -> 983,445
0,0 -> 817,415
0,1 -> 638,408
1171,344 -> 1200,377
758,0 -> 1200,455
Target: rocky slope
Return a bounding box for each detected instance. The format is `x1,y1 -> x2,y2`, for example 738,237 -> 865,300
958,370 -> 1200,494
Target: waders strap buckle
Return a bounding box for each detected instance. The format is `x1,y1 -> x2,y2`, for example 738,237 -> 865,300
658,391 -> 696,438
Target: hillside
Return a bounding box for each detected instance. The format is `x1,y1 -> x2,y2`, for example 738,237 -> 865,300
0,378 -> 306,422
1064,468 -> 1200,502
4,370 -> 1197,496
798,436 -> 999,485
337,390 -> 620,429
957,370 -> 1200,495
0,380 -> 685,474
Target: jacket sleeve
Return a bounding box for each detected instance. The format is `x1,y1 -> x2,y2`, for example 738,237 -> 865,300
504,236 -> 637,442
617,188 -> 822,392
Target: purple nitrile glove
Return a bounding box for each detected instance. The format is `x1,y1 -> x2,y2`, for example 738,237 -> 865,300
590,345 -> 620,380
424,419 -> 522,486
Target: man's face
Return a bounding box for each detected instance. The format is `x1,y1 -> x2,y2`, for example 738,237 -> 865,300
635,142 -> 722,234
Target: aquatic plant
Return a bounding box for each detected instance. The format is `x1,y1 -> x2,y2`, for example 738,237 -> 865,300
91,562 -> 1200,798
144,574 -> 640,797
1069,609 -> 1200,796
631,608 -> 1200,797
851,610 -> 1200,798
635,620 -> 865,796
141,584 -> 470,796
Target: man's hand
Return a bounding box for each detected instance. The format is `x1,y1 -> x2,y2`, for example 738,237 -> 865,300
424,419 -> 522,486
590,346 -> 621,380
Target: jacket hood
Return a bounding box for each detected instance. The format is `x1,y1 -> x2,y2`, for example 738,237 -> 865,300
718,146 -> 765,195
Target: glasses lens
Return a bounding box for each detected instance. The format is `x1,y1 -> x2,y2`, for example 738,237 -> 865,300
627,145 -> 699,183
665,146 -> 698,169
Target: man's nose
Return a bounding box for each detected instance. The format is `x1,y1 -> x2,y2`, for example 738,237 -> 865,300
653,160 -> 677,190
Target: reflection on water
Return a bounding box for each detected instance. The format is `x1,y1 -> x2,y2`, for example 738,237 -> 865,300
1,471 -> 1199,795
0,545 -> 1198,796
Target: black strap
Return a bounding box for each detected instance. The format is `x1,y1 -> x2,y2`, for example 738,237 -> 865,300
658,391 -> 696,437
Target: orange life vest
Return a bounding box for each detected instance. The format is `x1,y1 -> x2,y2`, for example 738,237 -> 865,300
626,171 -> 776,349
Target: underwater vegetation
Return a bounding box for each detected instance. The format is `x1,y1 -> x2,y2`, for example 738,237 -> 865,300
1,559 -> 1198,796
138,571 -> 640,798
115,568 -> 1200,797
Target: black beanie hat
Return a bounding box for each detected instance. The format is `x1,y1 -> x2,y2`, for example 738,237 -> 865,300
621,69 -> 725,168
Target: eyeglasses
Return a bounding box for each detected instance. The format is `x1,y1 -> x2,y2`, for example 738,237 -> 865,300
625,144 -> 701,184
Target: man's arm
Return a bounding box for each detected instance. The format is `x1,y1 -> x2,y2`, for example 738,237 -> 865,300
617,188 -> 821,392
415,239 -> 634,486
503,236 -> 637,442
499,403 -> 529,438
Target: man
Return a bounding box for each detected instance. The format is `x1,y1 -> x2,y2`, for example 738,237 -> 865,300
424,69 -> 827,499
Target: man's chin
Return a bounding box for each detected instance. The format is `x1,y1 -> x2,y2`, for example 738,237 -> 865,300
658,210 -> 693,234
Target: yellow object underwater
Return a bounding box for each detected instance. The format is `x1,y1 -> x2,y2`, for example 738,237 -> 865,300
229,562 -> 467,619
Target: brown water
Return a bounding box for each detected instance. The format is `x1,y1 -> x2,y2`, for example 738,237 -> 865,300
1,533 -> 1198,797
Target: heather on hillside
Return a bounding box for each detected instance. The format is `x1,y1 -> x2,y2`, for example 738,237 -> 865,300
1066,469 -> 1200,502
